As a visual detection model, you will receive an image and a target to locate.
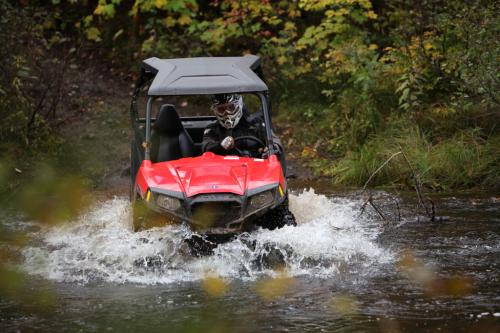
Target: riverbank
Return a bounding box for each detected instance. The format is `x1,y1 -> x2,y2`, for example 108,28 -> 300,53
3,87 -> 499,194
277,108 -> 500,191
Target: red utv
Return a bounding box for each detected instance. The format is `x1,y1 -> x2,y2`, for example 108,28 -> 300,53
130,55 -> 295,240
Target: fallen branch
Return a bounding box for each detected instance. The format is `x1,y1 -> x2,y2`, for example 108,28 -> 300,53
357,151 -> 402,220
357,149 -> 438,223
368,198 -> 387,221
358,194 -> 371,217
429,198 -> 435,222
394,198 -> 401,222
399,149 -> 431,218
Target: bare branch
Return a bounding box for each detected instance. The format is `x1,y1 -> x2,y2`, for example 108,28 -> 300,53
368,198 -> 387,221
361,151 -> 403,192
399,149 -> 431,218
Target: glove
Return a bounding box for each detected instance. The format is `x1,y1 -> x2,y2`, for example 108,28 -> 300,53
220,136 -> 235,150
260,144 -> 281,158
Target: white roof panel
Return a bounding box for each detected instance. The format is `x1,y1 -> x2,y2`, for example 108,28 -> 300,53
142,55 -> 268,96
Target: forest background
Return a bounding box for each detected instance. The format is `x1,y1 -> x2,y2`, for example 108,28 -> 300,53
1,0 -> 499,191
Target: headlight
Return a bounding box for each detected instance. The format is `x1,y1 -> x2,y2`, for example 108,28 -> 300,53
248,189 -> 274,212
156,194 -> 181,211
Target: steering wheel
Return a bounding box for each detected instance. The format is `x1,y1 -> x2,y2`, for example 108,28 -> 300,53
233,135 -> 266,157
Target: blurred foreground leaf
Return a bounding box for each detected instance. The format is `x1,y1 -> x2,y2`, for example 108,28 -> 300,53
16,163 -> 91,225
0,267 -> 56,313
201,275 -> 228,297
0,267 -> 25,296
329,294 -> 359,316
399,250 -> 473,297
254,273 -> 295,300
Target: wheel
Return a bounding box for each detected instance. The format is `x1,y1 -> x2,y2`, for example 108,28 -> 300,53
129,170 -> 135,202
258,197 -> 297,230
132,199 -> 148,232
130,140 -> 140,201
132,198 -> 175,232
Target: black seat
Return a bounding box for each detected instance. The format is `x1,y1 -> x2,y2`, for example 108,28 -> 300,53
150,104 -> 196,162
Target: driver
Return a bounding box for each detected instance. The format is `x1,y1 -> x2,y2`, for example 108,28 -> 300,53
202,94 -> 267,157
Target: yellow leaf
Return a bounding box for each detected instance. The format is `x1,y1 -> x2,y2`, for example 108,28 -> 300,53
201,276 -> 228,297
329,295 -> 359,316
85,27 -> 101,42
338,8 -> 349,16
284,22 -> 295,30
177,15 -> 192,26
366,10 -> 377,19
155,0 -> 167,9
93,4 -> 104,15
254,274 -> 295,300
163,16 -> 176,28
277,56 -> 287,65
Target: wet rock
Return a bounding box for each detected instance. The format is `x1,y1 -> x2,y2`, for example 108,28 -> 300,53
239,235 -> 257,251
300,257 -> 322,268
134,255 -> 166,271
260,247 -> 285,269
254,243 -> 294,270
185,235 -> 218,257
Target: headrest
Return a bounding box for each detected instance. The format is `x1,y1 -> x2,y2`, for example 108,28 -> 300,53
154,104 -> 182,134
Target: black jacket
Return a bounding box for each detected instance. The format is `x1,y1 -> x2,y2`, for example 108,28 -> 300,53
202,112 -> 267,157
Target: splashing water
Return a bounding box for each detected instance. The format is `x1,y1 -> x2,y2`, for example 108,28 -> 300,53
21,189 -> 393,284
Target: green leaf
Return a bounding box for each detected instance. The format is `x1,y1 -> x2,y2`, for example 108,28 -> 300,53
85,27 -> 101,42
112,29 -> 124,40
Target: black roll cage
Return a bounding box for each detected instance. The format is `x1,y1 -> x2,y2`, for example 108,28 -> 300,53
130,66 -> 276,162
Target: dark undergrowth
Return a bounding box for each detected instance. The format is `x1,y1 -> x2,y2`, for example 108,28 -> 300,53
1,0 -> 499,192
277,103 -> 500,191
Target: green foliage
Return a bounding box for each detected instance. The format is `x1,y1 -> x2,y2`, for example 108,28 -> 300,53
332,126 -> 500,190
0,1 -> 56,157
2,0 -> 498,189
46,0 -> 498,118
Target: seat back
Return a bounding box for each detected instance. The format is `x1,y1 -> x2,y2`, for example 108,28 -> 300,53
150,104 -> 196,162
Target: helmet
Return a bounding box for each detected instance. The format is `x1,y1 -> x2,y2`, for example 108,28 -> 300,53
211,94 -> 243,129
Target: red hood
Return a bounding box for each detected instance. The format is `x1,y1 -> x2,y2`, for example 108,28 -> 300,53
175,161 -> 248,196
136,153 -> 284,197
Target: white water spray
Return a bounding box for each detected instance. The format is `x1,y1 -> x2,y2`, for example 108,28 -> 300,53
22,189 -> 393,284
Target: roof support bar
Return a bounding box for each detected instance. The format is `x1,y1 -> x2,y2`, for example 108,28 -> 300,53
257,92 -> 274,153
145,96 -> 153,161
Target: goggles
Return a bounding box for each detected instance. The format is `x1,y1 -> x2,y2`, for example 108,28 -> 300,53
211,102 -> 239,116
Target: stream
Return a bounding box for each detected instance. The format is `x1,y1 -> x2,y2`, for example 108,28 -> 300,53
1,181 -> 499,332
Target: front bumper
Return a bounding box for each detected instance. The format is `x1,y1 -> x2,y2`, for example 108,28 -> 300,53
143,183 -> 285,233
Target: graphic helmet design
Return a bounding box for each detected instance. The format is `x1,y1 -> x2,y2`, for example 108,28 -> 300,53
211,94 -> 243,129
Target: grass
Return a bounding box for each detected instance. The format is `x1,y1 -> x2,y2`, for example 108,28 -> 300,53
332,128 -> 500,190
276,99 -> 499,190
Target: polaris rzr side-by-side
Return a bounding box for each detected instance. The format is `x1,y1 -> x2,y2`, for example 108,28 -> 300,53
130,55 -> 296,244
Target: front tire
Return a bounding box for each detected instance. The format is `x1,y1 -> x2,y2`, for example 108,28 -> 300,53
132,199 -> 148,232
258,197 -> 297,230
132,198 -> 176,232
130,140 -> 140,201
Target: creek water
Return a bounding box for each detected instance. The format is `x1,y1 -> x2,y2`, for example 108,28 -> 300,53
1,181 -> 499,332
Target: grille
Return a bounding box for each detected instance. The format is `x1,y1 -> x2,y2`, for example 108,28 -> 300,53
190,201 -> 242,228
